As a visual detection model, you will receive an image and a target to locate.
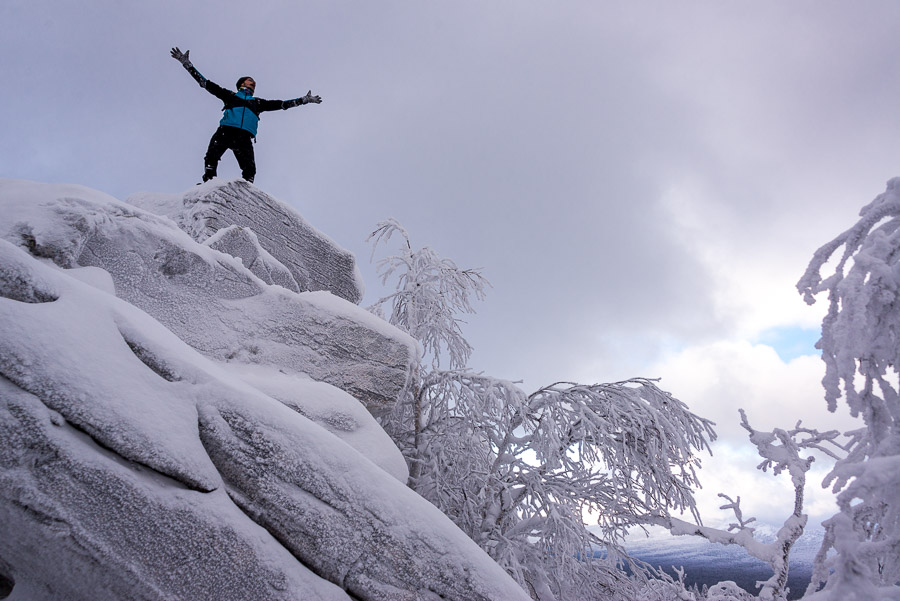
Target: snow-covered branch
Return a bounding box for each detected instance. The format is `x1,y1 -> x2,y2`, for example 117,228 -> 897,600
797,178 -> 900,599
367,218 -> 489,370
649,411 -> 839,601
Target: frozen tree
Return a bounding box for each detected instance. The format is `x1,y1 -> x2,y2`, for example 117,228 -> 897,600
796,178 -> 900,600
366,218 -> 490,484
647,410 -> 843,601
368,220 -> 717,601
367,218 -> 489,371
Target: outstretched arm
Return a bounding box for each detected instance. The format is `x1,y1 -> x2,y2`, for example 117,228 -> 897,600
280,90 -> 323,109
255,90 -> 323,113
170,47 -> 208,88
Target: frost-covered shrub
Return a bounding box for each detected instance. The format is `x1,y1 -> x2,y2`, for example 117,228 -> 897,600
705,581 -> 756,601
634,569 -> 699,601
369,219 -> 716,601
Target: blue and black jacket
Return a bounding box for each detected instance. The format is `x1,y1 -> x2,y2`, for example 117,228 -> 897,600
180,62 -> 309,137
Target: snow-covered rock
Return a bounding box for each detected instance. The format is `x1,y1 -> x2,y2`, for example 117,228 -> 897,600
0,180 -> 532,601
204,224 -> 301,292
1,374 -> 353,601
129,179 -> 364,304
0,179 -> 414,414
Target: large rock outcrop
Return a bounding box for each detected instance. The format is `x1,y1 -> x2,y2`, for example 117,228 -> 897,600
129,179 -> 364,304
0,179 -> 531,601
1,179 -> 413,415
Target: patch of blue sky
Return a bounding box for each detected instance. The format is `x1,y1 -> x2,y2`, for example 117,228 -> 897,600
755,326 -> 821,363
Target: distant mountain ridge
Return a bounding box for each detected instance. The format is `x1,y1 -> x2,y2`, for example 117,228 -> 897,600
626,529 -> 824,600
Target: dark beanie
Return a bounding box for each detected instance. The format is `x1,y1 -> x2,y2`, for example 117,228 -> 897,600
236,76 -> 253,90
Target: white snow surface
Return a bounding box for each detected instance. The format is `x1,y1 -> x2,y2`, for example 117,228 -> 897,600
0,179 -> 528,600
226,362 -> 409,482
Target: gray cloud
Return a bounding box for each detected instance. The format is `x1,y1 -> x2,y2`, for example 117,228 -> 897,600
4,0 -> 900,394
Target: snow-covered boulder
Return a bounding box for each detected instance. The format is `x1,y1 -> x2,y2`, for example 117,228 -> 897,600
0,179 -> 414,414
0,223 -> 530,600
129,179 -> 364,304
1,374 -> 353,601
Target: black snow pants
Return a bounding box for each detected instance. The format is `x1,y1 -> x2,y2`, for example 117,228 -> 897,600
203,125 -> 256,183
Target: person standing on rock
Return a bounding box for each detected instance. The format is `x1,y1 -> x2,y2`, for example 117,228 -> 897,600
170,47 -> 322,184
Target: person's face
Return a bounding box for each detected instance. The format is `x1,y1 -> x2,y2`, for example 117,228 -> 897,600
242,78 -> 256,92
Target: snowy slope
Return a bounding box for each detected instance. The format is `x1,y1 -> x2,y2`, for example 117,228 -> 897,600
0,179 -> 531,601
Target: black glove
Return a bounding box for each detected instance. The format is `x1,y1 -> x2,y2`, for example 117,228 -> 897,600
303,90 -> 322,104
170,47 -> 191,66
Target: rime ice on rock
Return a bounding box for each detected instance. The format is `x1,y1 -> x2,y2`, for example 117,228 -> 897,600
204,225 -> 301,292
132,179 -> 364,304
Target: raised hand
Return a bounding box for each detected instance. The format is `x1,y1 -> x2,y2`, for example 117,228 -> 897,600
170,47 -> 191,65
303,90 -> 322,104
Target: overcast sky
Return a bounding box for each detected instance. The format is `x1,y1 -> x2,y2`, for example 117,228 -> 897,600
4,0 -> 900,526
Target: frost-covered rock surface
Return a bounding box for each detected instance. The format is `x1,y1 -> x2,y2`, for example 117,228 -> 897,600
129,179 -> 364,303
1,179 -> 414,413
204,224 -> 301,292
0,178 -> 530,601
